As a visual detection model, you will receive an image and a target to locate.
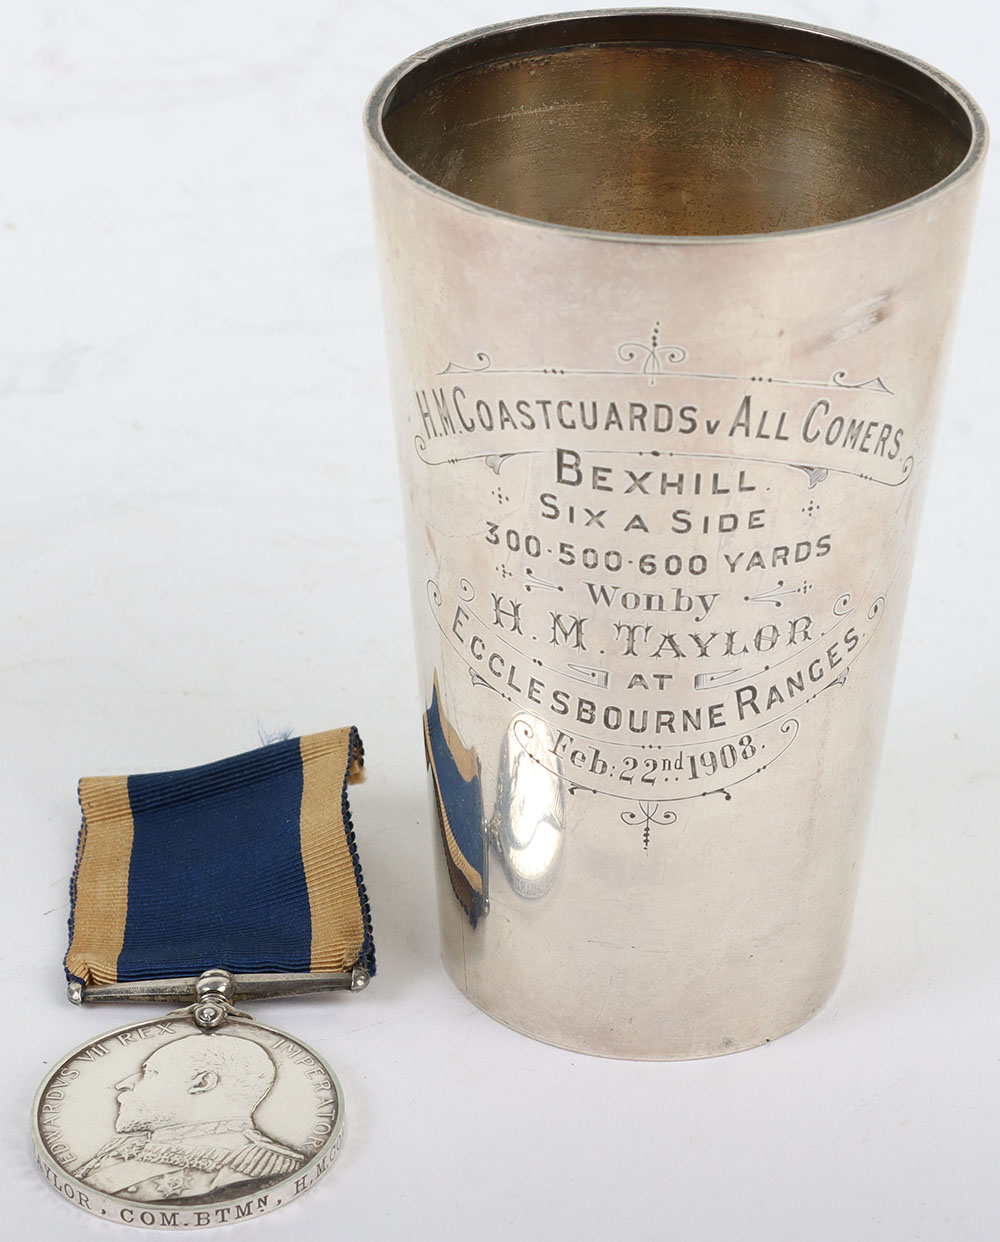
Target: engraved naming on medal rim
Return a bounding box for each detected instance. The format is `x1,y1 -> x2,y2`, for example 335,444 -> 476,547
33,1014 -> 345,1230
414,330 -> 903,840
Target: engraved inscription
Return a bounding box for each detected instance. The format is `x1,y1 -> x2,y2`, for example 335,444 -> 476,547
413,329 -> 905,841
33,1016 -> 344,1229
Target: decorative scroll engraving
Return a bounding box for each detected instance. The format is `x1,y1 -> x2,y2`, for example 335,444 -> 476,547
440,324 -> 894,395
417,325 -> 907,850
620,802 -> 679,851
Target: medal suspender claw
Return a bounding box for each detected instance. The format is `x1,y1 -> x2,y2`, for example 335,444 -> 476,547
32,727 -> 374,1230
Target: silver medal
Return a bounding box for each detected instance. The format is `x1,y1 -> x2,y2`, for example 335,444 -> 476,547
33,975 -> 346,1229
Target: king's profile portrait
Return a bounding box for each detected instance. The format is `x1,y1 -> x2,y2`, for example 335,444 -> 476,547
74,1033 -> 305,1203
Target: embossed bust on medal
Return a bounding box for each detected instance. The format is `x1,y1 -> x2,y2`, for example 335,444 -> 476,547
34,728 -> 375,1228
366,11 -> 987,1058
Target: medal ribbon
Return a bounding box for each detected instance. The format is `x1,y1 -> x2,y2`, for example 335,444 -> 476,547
65,728 -> 374,987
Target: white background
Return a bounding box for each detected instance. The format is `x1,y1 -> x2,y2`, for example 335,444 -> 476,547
2,1 -> 997,1238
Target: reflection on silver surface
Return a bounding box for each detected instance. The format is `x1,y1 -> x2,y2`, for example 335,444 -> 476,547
489,717 -> 564,900
424,675 -> 487,926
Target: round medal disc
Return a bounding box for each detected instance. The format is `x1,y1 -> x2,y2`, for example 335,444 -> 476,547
32,1012 -> 345,1230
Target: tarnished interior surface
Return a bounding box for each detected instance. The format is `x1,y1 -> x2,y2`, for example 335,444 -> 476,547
381,27 -> 972,236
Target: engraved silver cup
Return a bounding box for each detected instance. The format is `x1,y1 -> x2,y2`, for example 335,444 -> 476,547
365,10 -> 987,1058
